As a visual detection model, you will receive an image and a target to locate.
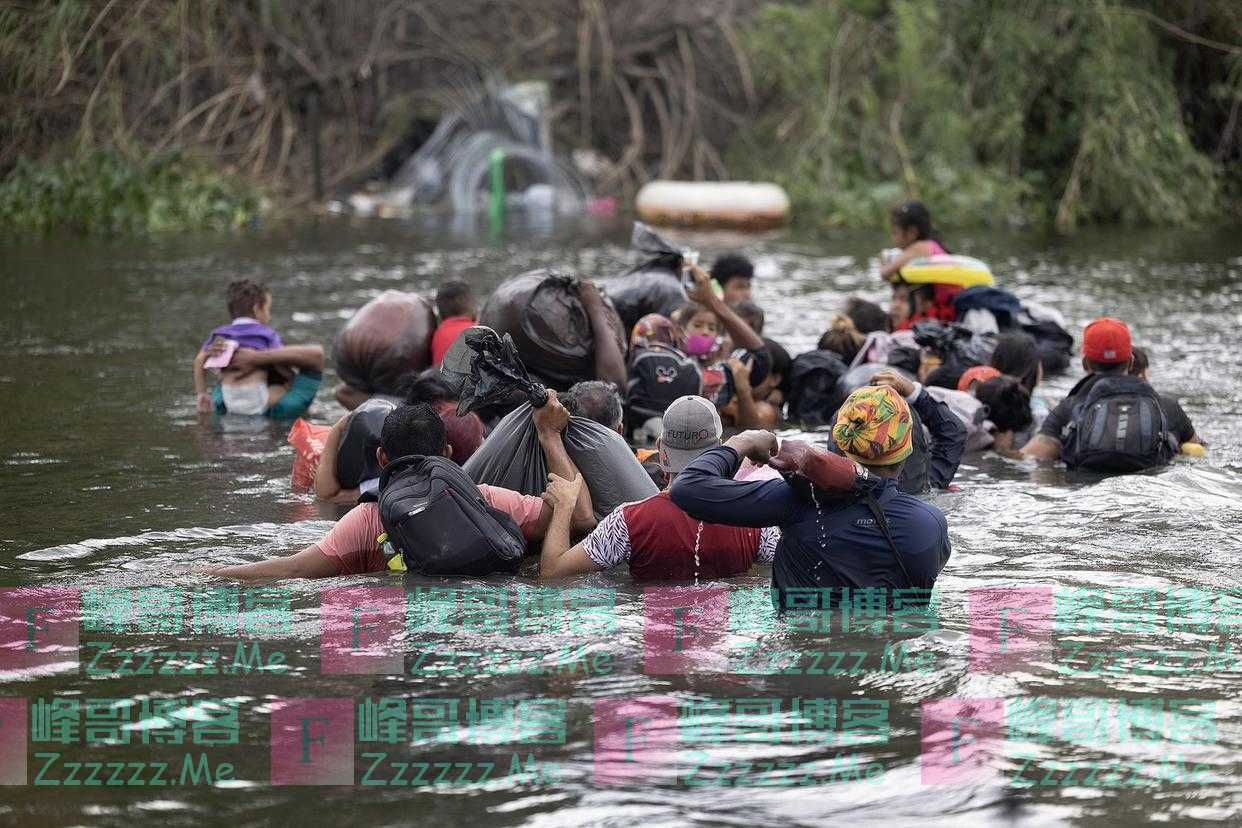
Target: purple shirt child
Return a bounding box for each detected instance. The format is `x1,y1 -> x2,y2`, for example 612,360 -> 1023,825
201,317 -> 284,352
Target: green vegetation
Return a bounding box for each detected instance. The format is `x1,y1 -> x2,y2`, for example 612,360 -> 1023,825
1,0 -> 1237,233
733,0 -> 1240,230
0,151 -> 261,236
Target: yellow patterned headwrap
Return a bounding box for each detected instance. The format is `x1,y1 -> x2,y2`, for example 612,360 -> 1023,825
832,385 -> 914,466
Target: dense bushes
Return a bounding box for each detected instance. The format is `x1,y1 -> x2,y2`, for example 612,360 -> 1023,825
1,0 -> 1237,234
0,151 -> 261,235
732,0 -> 1236,231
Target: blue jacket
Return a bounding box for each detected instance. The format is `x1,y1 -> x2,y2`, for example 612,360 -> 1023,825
669,446 -> 951,609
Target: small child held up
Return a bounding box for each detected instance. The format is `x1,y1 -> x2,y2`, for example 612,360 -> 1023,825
431,280 -> 478,366
194,279 -> 284,415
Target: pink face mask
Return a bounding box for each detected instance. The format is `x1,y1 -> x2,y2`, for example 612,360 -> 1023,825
685,333 -> 717,357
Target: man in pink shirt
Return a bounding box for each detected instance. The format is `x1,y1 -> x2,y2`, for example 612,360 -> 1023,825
208,398 -> 595,578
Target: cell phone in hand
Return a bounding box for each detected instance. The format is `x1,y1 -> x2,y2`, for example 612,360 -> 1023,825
203,338 -> 238,370
681,249 -> 701,290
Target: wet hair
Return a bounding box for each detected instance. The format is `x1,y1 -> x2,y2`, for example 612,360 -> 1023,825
561,380 -> 623,431
561,382 -> 621,431
731,300 -> 765,335
925,365 -> 964,390
402,374 -> 456,405
380,403 -> 447,459
435,280 -> 475,319
845,297 -> 889,334
975,376 -> 1033,434
890,200 -> 948,251
1129,346 -> 1149,377
226,279 -> 270,319
762,337 -> 792,396
710,254 -> 754,286
818,316 -> 865,364
990,332 -> 1041,393
1084,358 -> 1130,375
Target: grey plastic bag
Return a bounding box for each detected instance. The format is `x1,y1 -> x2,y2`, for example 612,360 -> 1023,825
464,403 -> 658,517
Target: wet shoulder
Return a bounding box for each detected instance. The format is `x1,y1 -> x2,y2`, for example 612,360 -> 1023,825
890,492 -> 948,531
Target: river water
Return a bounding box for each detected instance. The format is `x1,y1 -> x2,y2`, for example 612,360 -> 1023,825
0,216 -> 1239,826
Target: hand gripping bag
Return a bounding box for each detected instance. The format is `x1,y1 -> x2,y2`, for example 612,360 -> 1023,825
479,270 -> 626,390
463,403 -> 658,518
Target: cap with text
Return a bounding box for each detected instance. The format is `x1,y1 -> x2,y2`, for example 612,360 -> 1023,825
660,395 -> 723,472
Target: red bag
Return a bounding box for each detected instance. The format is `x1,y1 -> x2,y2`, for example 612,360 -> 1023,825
288,418 -> 332,492
769,439 -> 861,492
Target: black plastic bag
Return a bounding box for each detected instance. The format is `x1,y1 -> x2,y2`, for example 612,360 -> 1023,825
604,268 -> 687,333
478,269 -> 626,390
786,350 -> 850,426
604,223 -> 694,332
1023,318 -> 1074,375
440,325 -> 549,416
333,291 -> 436,394
336,396 -> 400,488
464,403 -> 659,518
913,320 -> 996,380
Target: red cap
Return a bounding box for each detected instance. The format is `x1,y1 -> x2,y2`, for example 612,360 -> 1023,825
1082,317 -> 1132,364
957,365 -> 1001,392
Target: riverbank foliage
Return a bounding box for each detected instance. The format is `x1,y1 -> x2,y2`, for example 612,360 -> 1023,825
0,151 -> 261,235
734,0 -> 1239,230
2,0 -> 1238,233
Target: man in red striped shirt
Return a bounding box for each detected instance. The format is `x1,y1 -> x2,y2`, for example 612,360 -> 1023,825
539,396 -> 778,581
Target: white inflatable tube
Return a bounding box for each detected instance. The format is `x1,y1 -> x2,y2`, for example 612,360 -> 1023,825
636,180 -> 791,230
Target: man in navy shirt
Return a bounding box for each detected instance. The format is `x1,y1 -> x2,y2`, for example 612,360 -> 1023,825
670,371 -> 950,609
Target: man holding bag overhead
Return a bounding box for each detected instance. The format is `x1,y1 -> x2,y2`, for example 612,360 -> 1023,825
668,377 -> 951,610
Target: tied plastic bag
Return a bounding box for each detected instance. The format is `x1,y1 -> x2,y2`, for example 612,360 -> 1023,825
604,223 -> 696,332
333,291 -> 436,394
464,404 -> 658,518
440,325 -> 549,416
444,324 -> 658,516
478,269 -> 626,390
287,418 -> 332,492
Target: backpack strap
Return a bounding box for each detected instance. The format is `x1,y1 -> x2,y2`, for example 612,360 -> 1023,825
862,492 -> 915,587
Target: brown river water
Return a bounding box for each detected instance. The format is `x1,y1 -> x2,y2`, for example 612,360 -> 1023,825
0,215 -> 1239,826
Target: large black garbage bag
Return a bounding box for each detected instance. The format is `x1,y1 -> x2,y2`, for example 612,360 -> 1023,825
464,403 -> 658,518
604,267 -> 687,333
333,291 -> 436,394
605,222 -> 694,333
336,396 -> 400,488
441,326 -> 548,413
786,350 -> 850,426
479,270 -> 626,390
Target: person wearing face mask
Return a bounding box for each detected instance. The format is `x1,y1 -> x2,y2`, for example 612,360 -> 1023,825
672,262 -> 765,403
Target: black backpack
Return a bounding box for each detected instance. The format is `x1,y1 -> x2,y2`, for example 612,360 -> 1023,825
624,344 -> 702,433
376,455 -> 526,576
1063,375 -> 1177,473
